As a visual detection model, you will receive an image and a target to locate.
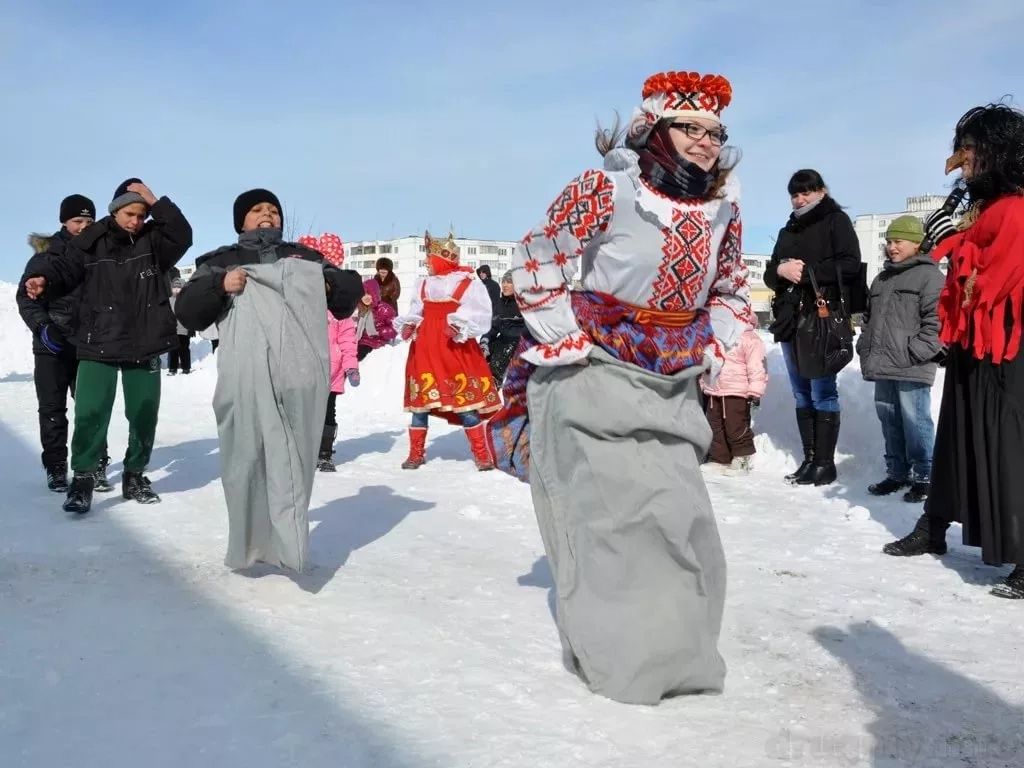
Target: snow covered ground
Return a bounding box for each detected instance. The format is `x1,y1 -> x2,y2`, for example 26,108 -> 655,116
2,279 -> 1023,768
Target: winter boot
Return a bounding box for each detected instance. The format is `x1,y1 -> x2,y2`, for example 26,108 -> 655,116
868,477 -> 909,496
903,481 -> 930,503
318,424 -> 338,472
401,427 -> 428,469
93,455 -> 114,493
122,471 -> 160,504
62,472 -> 95,514
991,566 -> 1024,599
882,513 -> 948,556
785,407 -> 816,483
464,422 -> 494,471
46,462 -> 68,493
796,411 -> 839,486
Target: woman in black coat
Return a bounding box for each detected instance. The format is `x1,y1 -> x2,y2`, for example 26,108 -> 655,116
764,169 -> 863,486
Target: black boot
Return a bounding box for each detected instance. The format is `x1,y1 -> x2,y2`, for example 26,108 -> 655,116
93,454 -> 114,493
883,512 -> 949,556
991,566 -> 1024,599
797,411 -> 840,486
903,481 -> 930,503
868,477 -> 908,496
46,462 -> 69,493
785,407 -> 816,483
317,424 -> 338,472
62,472 -> 95,514
122,471 -> 160,504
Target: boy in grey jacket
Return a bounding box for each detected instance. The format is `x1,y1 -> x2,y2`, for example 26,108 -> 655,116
856,215 -> 945,502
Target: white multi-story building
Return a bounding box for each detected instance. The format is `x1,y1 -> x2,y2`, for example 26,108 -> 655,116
854,194 -> 955,283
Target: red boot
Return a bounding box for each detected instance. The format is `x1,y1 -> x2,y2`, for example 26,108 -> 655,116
402,427 -> 427,469
464,423 -> 494,471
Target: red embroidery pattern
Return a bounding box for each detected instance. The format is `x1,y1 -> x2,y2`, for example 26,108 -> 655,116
515,170 -> 614,310
650,208 -> 713,312
706,205 -> 757,327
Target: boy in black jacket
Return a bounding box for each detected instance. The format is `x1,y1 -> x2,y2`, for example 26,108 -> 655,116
15,195 -> 109,493
23,178 -> 193,514
174,188 -> 363,332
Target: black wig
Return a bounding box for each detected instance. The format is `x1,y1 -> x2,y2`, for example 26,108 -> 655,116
954,103 -> 1024,203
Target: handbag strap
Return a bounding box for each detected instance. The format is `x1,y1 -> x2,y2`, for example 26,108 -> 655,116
804,261 -> 850,318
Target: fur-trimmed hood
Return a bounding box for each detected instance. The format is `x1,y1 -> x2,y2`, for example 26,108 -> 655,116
28,232 -> 52,253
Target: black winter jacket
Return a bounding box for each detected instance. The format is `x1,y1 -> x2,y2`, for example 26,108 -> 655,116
764,196 -> 863,343
485,294 -> 525,345
173,232 -> 364,334
16,229 -> 80,355
30,197 -> 193,363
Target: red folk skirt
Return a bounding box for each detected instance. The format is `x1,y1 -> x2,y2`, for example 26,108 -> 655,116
403,285 -> 501,426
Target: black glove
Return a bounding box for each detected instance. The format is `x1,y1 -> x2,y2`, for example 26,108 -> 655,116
923,209 -> 958,250
933,348 -> 948,368
39,324 -> 66,355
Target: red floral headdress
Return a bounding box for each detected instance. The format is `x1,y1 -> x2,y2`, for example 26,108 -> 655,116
628,70 -> 733,145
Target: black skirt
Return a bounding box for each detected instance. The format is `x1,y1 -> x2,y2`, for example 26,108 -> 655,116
927,343 -> 1024,566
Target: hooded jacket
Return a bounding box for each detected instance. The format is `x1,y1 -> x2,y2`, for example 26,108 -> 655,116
16,229 -> 82,355
856,253 -> 945,385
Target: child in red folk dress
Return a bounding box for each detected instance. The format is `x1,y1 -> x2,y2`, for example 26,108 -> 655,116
299,233 -> 361,471
394,231 -> 501,470
700,328 -> 767,474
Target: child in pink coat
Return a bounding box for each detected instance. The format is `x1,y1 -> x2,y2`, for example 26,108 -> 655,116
701,329 -> 768,474
298,233 -> 362,472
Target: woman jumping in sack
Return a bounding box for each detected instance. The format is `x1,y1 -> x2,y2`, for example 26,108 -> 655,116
764,169 -> 863,487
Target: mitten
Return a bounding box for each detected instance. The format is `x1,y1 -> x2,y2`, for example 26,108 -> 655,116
748,397 -> 761,409
443,325 -> 459,340
39,324 -> 65,355
923,209 -> 958,249
345,368 -> 360,387
401,324 -> 416,341
479,337 -> 490,358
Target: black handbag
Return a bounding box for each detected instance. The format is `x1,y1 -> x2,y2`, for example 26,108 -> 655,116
793,263 -> 854,379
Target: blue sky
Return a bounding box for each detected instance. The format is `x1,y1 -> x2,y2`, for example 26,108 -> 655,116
1,0 -> 1022,280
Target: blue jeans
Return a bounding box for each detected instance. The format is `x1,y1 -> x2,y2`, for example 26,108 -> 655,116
781,342 -> 840,412
411,411 -> 480,428
873,379 -> 934,483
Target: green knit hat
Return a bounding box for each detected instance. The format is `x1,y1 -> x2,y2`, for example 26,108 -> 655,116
885,215 -> 924,244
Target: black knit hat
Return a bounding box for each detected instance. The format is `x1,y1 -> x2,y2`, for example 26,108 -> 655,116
108,177 -> 148,214
233,188 -> 283,233
59,194 -> 96,223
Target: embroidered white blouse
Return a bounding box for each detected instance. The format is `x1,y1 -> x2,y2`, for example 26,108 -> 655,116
509,148 -> 755,375
393,273 -> 494,343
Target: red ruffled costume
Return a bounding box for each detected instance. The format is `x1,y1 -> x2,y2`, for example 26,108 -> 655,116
397,231 -> 501,471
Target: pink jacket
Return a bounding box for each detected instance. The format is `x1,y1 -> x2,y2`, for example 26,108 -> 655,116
328,313 -> 359,394
356,277 -> 398,351
701,330 -> 768,399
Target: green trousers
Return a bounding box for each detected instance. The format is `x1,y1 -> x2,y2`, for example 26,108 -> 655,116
70,359 -> 162,474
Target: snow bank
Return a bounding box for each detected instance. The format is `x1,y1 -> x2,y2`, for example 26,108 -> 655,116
0,281 -> 34,380
751,329 -> 945,484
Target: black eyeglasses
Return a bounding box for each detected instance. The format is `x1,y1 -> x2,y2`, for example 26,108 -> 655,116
670,122 -> 728,146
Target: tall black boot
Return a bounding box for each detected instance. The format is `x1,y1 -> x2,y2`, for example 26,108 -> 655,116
317,424 -> 338,472
785,407 -> 816,483
797,411 -> 840,486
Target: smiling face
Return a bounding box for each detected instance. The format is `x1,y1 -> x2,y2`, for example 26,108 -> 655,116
790,189 -> 826,210
242,202 -> 282,232
668,117 -> 725,171
886,238 -> 920,263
